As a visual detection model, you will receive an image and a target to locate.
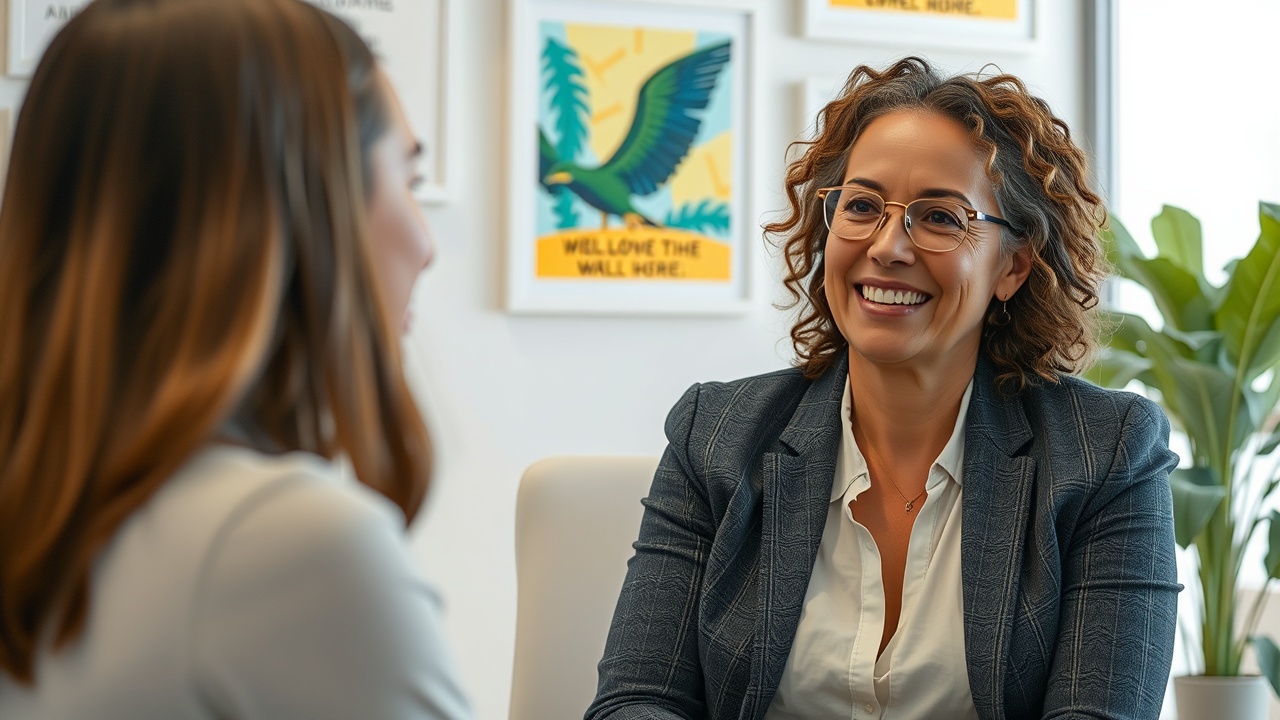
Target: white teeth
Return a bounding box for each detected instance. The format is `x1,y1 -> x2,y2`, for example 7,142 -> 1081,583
860,285 -> 926,305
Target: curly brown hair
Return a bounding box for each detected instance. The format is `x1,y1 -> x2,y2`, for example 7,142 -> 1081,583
766,56 -> 1107,393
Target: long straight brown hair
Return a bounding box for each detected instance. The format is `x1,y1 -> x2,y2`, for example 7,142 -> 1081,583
0,0 -> 431,683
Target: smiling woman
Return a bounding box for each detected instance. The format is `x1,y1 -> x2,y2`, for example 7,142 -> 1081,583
586,56 -> 1180,720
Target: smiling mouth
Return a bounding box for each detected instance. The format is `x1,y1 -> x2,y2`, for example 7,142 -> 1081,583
858,284 -> 930,306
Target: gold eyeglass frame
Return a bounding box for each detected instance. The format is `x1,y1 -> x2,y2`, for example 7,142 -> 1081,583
815,185 -> 1019,254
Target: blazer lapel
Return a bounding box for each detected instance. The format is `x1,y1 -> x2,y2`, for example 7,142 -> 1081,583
960,357 -> 1036,719
744,356 -> 845,720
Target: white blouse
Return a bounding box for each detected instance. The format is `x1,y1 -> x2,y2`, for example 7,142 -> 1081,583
764,378 -> 977,720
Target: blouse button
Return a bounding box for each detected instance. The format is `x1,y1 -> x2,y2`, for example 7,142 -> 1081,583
864,703 -> 874,713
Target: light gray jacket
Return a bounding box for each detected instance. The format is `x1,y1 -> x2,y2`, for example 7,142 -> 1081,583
0,446 -> 470,720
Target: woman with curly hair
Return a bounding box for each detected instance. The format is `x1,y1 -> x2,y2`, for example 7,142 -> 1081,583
588,57 -> 1178,720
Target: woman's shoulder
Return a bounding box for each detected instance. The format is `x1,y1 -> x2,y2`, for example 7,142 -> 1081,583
670,365 -> 815,421
662,364 -> 840,472
1014,376 -> 1175,484
169,446 -> 411,588
121,445 -> 415,619
157,445 -> 402,551
1022,374 -> 1168,433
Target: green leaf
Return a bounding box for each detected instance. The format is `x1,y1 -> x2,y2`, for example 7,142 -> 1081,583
1110,312 -> 1195,359
665,200 -> 731,236
1266,510 -> 1280,578
1244,369 -> 1280,431
1165,357 -> 1256,467
1151,205 -> 1204,277
1261,431 -> 1280,456
1118,315 -> 1252,465
1083,349 -> 1152,389
1216,202 -> 1280,381
1102,219 -> 1214,331
1165,327 -> 1224,365
1251,636 -> 1280,698
1123,256 -> 1216,332
1171,467 -> 1226,548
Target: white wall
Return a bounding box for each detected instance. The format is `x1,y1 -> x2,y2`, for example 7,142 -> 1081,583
0,1 -> 1091,718
409,2 -> 1091,717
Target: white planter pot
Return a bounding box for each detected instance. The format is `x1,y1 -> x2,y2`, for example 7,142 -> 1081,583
1174,675 -> 1269,720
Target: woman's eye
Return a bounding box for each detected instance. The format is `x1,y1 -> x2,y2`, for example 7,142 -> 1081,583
922,208 -> 963,227
847,199 -> 879,215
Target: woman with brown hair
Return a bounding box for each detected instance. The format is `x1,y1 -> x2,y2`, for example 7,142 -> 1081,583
588,57 -> 1179,720
0,0 -> 468,717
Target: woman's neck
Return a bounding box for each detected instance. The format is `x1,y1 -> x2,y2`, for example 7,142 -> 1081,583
846,351 -> 977,464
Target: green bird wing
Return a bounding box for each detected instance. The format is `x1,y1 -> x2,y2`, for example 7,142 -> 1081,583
597,41 -> 731,196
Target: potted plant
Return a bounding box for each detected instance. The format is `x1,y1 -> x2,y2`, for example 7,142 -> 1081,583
1090,202 -> 1280,719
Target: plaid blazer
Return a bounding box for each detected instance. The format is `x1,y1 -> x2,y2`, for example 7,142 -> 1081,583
587,353 -> 1180,720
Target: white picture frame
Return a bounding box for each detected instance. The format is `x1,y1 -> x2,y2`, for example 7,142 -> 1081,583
801,0 -> 1040,53
308,0 -> 451,203
505,0 -> 756,316
5,0 -> 451,203
6,0 -> 89,76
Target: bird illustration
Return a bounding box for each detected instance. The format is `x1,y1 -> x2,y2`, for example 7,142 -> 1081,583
539,41 -> 731,231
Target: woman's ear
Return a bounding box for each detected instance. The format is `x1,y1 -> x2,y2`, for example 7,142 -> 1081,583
995,244 -> 1032,301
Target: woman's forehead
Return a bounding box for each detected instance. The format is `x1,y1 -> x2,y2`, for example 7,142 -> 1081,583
843,109 -> 994,198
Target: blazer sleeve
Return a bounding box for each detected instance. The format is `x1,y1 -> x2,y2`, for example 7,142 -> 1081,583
1040,395 -> 1181,719
587,384 -> 714,720
190,475 -> 472,720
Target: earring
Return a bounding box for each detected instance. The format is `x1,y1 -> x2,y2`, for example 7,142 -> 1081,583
993,295 -> 1012,326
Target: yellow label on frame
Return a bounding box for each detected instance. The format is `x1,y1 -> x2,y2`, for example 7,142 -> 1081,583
536,228 -> 731,281
827,0 -> 1018,20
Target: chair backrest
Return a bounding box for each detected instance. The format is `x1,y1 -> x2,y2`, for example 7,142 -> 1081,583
509,455 -> 659,720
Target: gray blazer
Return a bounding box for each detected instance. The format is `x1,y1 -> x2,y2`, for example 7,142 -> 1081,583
588,353 -> 1180,720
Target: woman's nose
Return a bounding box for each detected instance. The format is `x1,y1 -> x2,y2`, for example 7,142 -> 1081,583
865,206 -> 916,266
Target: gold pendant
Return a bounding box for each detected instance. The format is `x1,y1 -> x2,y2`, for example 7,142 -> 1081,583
905,501 -> 914,512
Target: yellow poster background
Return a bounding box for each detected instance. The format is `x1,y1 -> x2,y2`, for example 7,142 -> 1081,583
537,228 -> 731,281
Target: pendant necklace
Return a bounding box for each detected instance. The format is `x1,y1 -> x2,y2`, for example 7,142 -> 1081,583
853,414 -> 926,513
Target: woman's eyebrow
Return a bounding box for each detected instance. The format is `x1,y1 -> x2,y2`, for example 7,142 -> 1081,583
844,177 -> 973,206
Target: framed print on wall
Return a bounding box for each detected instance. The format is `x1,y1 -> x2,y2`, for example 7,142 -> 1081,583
5,0 -> 452,203
307,0 -> 451,203
801,0 -> 1039,53
505,0 -> 755,315
7,0 -> 90,76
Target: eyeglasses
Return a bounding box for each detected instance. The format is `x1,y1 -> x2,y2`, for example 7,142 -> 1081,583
816,186 -> 1019,253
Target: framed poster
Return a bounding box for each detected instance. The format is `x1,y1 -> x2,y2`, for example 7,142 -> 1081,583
801,0 -> 1039,53
505,0 -> 755,315
5,0 -> 450,203
6,0 -> 90,76
307,0 -> 451,203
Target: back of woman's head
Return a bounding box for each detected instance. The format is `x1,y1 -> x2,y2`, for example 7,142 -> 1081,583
0,0 -> 430,683
769,56 -> 1107,392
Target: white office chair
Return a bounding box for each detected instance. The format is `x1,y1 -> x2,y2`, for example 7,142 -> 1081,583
509,455 -> 659,720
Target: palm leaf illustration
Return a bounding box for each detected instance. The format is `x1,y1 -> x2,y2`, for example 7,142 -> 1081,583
540,37 -> 590,229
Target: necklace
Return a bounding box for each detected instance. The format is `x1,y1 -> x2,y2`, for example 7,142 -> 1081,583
852,418 -> 927,513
